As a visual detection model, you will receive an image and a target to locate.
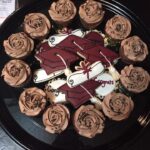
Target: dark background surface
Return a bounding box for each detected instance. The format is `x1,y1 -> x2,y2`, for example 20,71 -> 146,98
0,0 -> 150,150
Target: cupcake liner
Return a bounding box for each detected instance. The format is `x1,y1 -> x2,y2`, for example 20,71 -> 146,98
118,81 -> 134,97
6,51 -> 33,60
52,18 -> 74,27
9,73 -> 32,88
119,47 -> 136,64
80,17 -> 102,29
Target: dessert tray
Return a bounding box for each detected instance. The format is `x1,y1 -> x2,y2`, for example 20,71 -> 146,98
0,0 -> 150,150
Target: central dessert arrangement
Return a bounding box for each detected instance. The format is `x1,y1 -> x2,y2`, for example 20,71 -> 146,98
1,0 -> 150,139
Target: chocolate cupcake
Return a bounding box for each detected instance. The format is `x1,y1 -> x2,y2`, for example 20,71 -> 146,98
1,60 -> 31,87
120,36 -> 149,63
43,104 -> 70,134
49,0 -> 77,27
19,87 -> 46,116
79,0 -> 105,29
73,105 -> 105,138
105,15 -> 131,41
102,92 -> 134,121
24,13 -> 51,39
120,65 -> 150,93
3,32 -> 34,59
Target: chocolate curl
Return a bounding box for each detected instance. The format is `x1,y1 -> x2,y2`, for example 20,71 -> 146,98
99,51 -> 120,81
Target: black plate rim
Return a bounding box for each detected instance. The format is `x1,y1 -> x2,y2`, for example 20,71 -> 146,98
0,0 -> 150,150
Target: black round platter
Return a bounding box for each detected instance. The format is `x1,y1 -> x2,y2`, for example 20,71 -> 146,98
0,0 -> 150,150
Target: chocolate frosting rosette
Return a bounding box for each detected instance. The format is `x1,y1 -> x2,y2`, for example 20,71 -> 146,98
73,105 -> 105,138
49,0 -> 77,26
24,13 -> 51,39
1,60 -> 31,87
19,87 -> 46,116
102,92 -> 134,121
105,15 -> 131,40
79,0 -> 105,29
43,104 -> 70,134
3,32 -> 34,59
120,36 -> 149,63
120,65 -> 150,93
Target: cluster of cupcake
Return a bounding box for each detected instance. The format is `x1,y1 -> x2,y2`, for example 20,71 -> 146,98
1,12 -> 51,87
1,0 -> 150,139
49,0 -> 105,28
104,14 -> 150,94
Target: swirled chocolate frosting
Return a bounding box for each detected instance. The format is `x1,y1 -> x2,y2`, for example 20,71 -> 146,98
105,15 -> 131,40
49,0 -> 76,23
1,60 -> 31,87
43,104 -> 70,134
19,87 -> 46,116
120,36 -> 149,63
79,0 -> 105,24
3,32 -> 34,59
73,105 -> 105,138
120,65 -> 150,93
102,92 -> 134,121
24,13 -> 51,39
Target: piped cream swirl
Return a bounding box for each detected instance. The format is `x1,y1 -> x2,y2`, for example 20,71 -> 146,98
79,0 -> 105,23
120,36 -> 148,63
105,15 -> 131,40
24,13 -> 51,39
1,60 -> 31,87
19,87 -> 46,116
120,65 -> 150,93
3,32 -> 34,59
43,104 -> 70,134
102,92 -> 134,121
49,0 -> 76,22
73,105 -> 105,138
